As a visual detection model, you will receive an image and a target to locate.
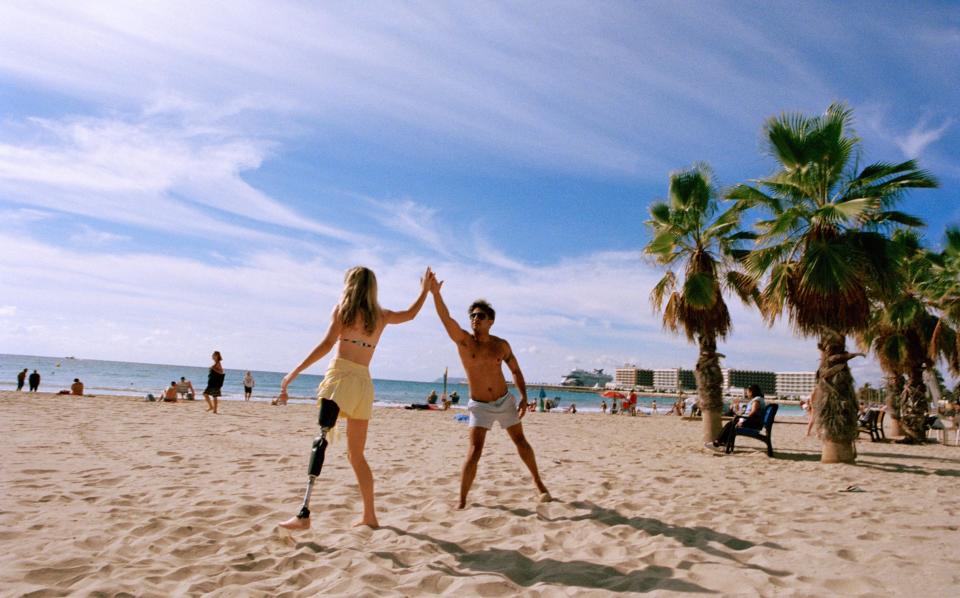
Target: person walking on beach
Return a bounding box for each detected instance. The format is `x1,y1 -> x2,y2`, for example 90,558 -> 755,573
428,276 -> 551,509
28,369 -> 40,392
277,266 -> 434,530
203,351 -> 225,414
242,371 -> 255,401
16,368 -> 28,391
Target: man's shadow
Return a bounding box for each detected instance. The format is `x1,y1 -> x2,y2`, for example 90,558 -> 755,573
488,501 -> 788,576
382,525 -> 712,594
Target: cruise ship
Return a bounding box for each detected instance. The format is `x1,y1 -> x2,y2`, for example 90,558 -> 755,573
560,368 -> 613,388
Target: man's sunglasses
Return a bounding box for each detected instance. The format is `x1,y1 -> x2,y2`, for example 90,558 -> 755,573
469,312 -> 489,321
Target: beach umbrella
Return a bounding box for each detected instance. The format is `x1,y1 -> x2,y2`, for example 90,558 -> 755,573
600,390 -> 625,399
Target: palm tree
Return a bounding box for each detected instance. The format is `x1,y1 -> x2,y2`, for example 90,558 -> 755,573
928,227 -> 960,376
858,231 -> 957,441
728,103 -> 937,462
644,164 -> 756,442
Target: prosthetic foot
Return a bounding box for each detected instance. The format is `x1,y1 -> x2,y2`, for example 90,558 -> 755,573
279,398 -> 340,530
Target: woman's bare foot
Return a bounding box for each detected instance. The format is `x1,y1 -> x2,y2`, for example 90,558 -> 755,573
539,491 -> 553,503
353,517 -> 379,528
278,515 -> 311,530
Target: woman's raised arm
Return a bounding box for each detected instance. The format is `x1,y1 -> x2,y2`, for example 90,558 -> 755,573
384,267 -> 433,325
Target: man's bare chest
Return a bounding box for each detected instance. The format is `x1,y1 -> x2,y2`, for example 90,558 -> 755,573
458,340 -> 502,365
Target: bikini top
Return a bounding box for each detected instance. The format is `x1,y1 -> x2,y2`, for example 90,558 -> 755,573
341,337 -> 376,349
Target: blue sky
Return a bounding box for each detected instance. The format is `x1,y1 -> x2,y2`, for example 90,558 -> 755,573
1,1 -> 957,385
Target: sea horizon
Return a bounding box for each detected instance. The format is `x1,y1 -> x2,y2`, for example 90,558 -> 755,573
2,352 -> 805,416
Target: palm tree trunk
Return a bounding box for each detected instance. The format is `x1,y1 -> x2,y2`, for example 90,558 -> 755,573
899,365 -> 928,442
883,372 -> 904,437
695,332 -> 723,442
816,329 -> 859,463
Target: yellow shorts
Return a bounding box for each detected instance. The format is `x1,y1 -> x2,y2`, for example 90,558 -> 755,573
316,358 -> 375,421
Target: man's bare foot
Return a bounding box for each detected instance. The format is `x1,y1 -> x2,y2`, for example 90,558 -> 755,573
278,515 -> 311,530
353,518 -> 379,528
539,491 -> 553,503
457,500 -> 467,510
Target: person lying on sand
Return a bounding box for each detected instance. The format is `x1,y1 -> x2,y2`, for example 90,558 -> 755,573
428,275 -> 551,509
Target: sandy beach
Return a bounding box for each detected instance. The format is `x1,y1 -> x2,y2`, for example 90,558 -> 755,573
1,391 -> 958,596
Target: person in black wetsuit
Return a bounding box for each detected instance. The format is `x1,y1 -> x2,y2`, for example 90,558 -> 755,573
28,369 -> 40,392
203,351 -> 225,414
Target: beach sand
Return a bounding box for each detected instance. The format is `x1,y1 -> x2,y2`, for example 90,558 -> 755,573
2,391 -> 958,596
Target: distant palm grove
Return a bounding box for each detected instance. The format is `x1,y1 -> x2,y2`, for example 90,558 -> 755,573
644,103 -> 959,464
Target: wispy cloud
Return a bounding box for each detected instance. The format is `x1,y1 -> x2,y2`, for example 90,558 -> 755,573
895,118 -> 952,158
0,1 -> 836,175
0,111 -> 366,245
363,196 -> 451,256
70,224 -> 129,246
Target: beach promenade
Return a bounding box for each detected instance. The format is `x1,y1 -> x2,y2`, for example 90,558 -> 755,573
1,391 -> 958,596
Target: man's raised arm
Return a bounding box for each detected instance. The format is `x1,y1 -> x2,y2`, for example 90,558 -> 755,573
430,278 -> 468,343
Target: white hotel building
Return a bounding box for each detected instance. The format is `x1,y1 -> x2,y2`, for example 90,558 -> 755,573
775,371 -> 817,398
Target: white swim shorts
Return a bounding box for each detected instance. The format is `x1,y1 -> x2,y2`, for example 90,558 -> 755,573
468,392 -> 521,430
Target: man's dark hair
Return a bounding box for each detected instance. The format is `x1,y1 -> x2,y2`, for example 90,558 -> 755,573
468,299 -> 495,321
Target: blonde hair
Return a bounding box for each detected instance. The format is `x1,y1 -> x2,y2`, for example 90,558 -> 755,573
337,267 -> 380,334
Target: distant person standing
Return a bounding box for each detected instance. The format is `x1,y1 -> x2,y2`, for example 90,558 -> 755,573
16,368 -> 28,391
28,369 -> 40,392
243,371 -> 255,401
203,351 -> 225,414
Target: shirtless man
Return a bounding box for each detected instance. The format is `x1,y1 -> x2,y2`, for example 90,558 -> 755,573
162,381 -> 179,402
429,277 -> 550,509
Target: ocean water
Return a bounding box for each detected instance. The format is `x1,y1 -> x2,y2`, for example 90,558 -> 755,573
1,353 -> 804,416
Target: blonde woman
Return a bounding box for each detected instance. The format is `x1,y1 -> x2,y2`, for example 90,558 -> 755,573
278,266 -> 433,530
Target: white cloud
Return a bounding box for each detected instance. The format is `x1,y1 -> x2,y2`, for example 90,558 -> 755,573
70,224 -> 129,246
0,231 -> 844,384
0,112 -> 366,245
363,196 -> 451,256
895,119 -> 952,158
0,1 -> 836,175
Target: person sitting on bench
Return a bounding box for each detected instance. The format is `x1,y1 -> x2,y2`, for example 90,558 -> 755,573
709,384 -> 765,450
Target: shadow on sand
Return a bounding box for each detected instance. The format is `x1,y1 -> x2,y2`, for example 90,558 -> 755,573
384,500 -> 792,593
383,525 -> 713,594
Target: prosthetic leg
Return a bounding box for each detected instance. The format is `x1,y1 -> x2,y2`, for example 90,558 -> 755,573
294,398 -> 340,520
